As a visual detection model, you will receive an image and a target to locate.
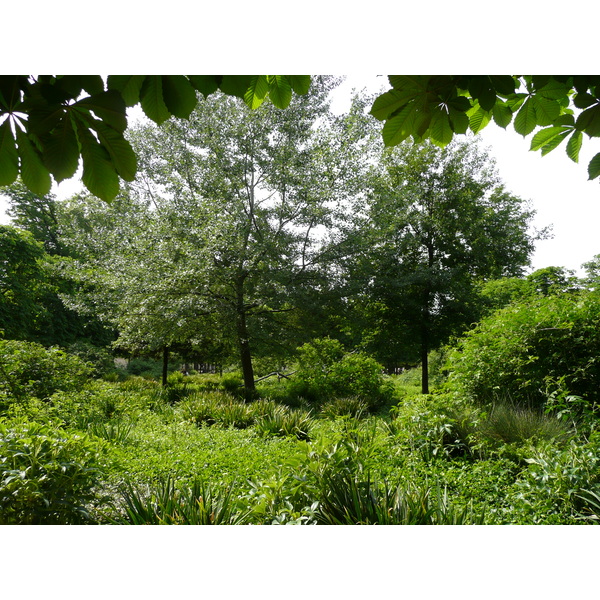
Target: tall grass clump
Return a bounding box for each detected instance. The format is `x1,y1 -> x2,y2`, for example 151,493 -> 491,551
112,476 -> 249,524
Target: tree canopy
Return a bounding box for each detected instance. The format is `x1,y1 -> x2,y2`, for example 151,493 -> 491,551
1,75 -> 598,204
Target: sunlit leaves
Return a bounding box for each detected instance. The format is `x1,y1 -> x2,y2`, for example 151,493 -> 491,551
566,130 -> 583,163
589,153 -> 600,180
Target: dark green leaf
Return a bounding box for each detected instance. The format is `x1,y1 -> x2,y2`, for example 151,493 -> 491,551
161,75 -> 198,119
370,89 -> 415,121
514,98 -> 537,136
573,92 -> 597,109
0,120 -> 19,185
430,109 -> 454,146
492,102 -> 513,129
566,130 -> 582,163
489,75 -> 517,96
89,120 -> 137,181
107,75 -> 146,106
187,75 -> 221,98
75,120 -> 120,201
219,75 -> 254,100
75,90 -> 128,132
535,78 -> 571,101
446,96 -> 472,112
78,75 -> 105,96
41,116 -> 80,182
478,87 -> 497,112
553,113 -> 575,127
15,129 -> 52,195
588,152 -> 600,180
244,76 -> 269,109
27,103 -> 65,136
576,105 -> 600,137
139,76 -> 171,125
448,108 -> 469,134
288,76 -> 311,95
268,76 -> 293,109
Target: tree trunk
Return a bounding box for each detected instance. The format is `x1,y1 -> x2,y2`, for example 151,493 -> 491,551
235,278 -> 255,397
162,346 -> 169,387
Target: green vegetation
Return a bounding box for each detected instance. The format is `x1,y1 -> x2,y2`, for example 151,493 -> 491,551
2,77 -> 600,526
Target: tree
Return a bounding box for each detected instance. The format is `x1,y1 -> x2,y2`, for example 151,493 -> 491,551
343,138 -> 541,393
58,79 -> 362,393
2,75 -> 598,204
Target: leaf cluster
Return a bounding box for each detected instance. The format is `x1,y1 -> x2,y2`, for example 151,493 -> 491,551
370,75 -> 600,180
0,75 -> 310,201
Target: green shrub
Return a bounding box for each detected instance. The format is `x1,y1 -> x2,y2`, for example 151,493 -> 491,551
508,435 -> 600,524
0,419 -> 104,524
0,339 -> 93,408
292,338 -> 391,409
66,341 -> 114,378
221,373 -> 243,394
447,292 -> 600,410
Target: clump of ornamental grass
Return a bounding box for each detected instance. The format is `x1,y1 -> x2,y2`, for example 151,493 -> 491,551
254,406 -> 314,441
112,476 -> 249,524
320,397 -> 369,420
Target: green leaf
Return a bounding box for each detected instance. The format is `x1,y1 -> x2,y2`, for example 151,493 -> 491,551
160,76 -> 198,119
268,76 -> 293,109
0,121 -> 19,185
244,76 -> 269,109
531,95 -> 561,126
381,102 -> 421,146
288,76 -> 311,95
492,102 -> 513,129
573,92 -> 597,109
370,89 -> 415,121
448,108 -> 469,134
75,90 -> 128,132
576,104 -> 600,137
90,120 -> 137,181
139,76 -> 172,125
489,75 -> 517,96
219,75 -> 254,100
430,109 -> 454,146
514,98 -> 537,136
535,77 -> 571,100
588,152 -> 600,180
41,115 -> 80,182
74,116 -> 119,201
468,104 -> 491,134
78,75 -> 105,97
530,126 -> 569,151
15,129 -> 52,195
540,130 -> 569,156
566,130 -> 583,163
187,75 -> 221,98
107,75 -> 146,106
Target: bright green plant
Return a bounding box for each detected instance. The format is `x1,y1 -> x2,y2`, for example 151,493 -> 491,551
112,476 -> 249,524
254,406 -> 314,441
0,419 -> 104,524
320,397 -> 369,420
0,339 -> 93,407
447,292 -> 600,409
292,338 -> 391,409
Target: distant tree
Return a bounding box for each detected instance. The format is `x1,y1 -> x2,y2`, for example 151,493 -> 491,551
343,138 -> 542,393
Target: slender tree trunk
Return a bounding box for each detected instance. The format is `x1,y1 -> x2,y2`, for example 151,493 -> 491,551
162,346 -> 169,387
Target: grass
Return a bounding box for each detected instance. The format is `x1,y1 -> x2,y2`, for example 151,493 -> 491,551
3,372 -> 598,524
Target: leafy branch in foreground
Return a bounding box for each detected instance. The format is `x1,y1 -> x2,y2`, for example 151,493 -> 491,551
0,75 -> 310,201
370,75 -> 600,180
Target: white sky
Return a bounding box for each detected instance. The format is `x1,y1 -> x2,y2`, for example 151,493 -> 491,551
2,75 -> 598,275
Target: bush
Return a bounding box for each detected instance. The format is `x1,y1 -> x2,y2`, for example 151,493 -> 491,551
292,338 -> 391,409
0,340 -> 93,408
447,293 -> 600,410
0,419 -> 104,524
